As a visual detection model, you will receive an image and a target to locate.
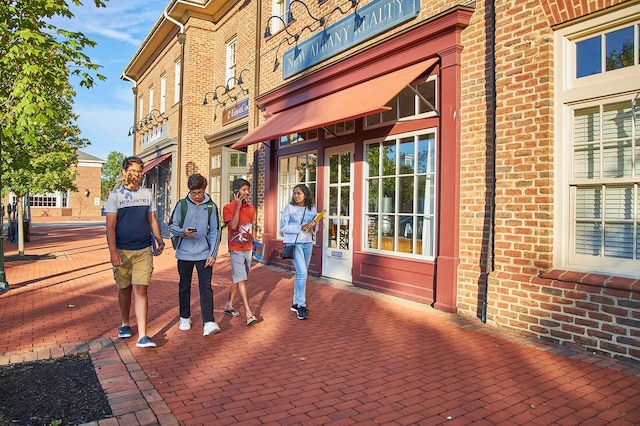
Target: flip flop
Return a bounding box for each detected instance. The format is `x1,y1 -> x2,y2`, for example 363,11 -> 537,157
224,309 -> 240,317
246,316 -> 258,326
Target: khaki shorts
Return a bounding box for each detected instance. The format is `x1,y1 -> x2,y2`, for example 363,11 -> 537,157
113,247 -> 154,289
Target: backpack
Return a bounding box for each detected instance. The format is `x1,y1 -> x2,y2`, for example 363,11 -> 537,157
170,198 -> 225,249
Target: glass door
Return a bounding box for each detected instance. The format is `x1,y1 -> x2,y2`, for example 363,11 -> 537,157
323,145 -> 354,282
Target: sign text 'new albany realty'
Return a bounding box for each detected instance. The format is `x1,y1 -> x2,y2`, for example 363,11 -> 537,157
282,0 -> 420,79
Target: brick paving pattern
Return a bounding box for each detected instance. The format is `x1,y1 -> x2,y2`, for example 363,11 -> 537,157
1,220 -> 640,425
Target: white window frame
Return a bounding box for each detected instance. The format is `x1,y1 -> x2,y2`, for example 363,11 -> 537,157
554,4 -> 640,277
363,129 -> 438,260
271,0 -> 291,33
174,59 -> 181,104
226,37 -> 237,89
160,73 -> 166,113
148,85 -> 154,114
277,152 -> 318,238
365,75 -> 438,128
138,96 -> 144,121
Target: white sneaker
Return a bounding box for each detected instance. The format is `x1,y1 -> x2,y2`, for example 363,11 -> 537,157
203,321 -> 221,336
179,317 -> 191,331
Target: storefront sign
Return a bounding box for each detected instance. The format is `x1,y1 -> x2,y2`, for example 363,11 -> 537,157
222,98 -> 249,125
282,0 -> 420,79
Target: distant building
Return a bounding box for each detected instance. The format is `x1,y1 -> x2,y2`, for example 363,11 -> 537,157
3,150 -> 104,219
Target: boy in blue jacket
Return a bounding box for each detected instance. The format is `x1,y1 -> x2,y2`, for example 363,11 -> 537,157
169,173 -> 221,336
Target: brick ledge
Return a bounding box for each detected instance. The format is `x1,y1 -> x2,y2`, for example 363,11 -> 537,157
540,269 -> 640,292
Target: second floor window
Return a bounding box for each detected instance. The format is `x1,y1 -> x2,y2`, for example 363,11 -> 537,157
148,85 -> 154,113
174,59 -> 181,104
138,96 -> 144,121
160,74 -> 166,113
270,0 -> 291,33
226,37 -> 237,89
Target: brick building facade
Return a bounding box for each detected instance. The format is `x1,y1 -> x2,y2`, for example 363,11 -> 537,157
125,0 -> 640,361
2,150 -> 104,220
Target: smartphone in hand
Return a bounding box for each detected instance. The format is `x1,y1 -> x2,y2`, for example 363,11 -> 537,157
234,189 -> 247,205
187,227 -> 197,233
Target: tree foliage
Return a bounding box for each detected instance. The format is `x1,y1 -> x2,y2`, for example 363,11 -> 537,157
101,151 -> 126,200
606,39 -> 634,71
0,0 -> 107,197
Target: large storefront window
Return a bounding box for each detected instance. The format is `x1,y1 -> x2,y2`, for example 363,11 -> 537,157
365,131 -> 436,258
278,153 -> 317,235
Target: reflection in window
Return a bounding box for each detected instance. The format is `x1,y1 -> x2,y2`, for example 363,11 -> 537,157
327,152 -> 351,250
324,120 -> 355,138
576,22 -> 638,78
229,152 -> 246,167
365,76 -> 437,127
279,129 -> 318,146
365,131 -> 436,258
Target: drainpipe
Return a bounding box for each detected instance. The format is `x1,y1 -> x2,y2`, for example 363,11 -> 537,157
481,0 -> 497,323
120,73 -> 138,151
254,0 -> 262,130
164,10 -> 185,196
121,72 -> 136,88
252,0 -> 263,230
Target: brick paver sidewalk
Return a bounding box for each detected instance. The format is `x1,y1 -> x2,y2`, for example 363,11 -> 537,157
1,221 -> 640,425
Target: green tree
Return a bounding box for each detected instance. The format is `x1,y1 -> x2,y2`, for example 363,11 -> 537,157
0,0 -> 107,254
606,39 -> 634,71
101,151 -> 126,200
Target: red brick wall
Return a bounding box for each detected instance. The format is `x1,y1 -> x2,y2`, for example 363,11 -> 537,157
457,0 -> 640,361
538,0 -> 629,26
68,164 -> 102,218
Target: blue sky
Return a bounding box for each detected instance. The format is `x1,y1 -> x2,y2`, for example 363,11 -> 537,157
52,0 -> 168,161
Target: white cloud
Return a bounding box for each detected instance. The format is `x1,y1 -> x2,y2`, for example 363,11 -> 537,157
74,103 -> 135,159
52,0 -> 167,46
47,0 -> 169,159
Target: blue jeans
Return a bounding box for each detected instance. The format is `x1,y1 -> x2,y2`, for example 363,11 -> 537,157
292,242 -> 313,307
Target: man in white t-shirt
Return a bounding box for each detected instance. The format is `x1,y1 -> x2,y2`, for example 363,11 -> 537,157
105,156 -> 165,348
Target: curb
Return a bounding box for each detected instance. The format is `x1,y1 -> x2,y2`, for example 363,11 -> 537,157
0,339 -> 178,426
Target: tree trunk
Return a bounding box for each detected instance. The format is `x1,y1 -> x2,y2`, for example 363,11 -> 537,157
17,196 -> 24,256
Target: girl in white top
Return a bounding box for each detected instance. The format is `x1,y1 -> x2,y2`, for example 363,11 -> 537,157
279,184 -> 318,320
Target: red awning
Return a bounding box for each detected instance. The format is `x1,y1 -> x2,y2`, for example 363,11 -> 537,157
231,58 -> 438,149
142,152 -> 172,174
